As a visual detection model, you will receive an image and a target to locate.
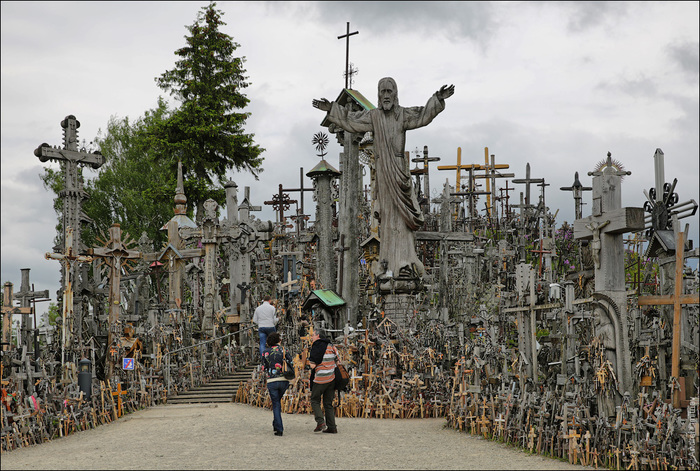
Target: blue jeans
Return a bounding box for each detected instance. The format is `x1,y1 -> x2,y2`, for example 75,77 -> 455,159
258,327 -> 276,357
267,380 -> 289,433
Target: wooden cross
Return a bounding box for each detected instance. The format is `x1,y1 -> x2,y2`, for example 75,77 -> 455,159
437,147 -> 482,189
45,227 -> 93,367
496,179 -> 515,219
2,282 -> 31,351
35,115 -> 104,278
14,268 -> 49,353
264,184 -> 297,224
411,145 -> 441,207
530,223 -> 552,277
88,223 -> 141,381
111,382 -> 127,418
512,162 -> 544,208
474,147 -> 513,218
338,22 -> 359,89
143,220 -> 203,315
638,217 -> 699,408
560,171 -> 592,221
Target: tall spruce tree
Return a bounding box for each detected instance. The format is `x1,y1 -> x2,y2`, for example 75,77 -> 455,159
152,1 -> 264,219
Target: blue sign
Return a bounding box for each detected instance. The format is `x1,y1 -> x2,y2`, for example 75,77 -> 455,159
122,358 -> 135,370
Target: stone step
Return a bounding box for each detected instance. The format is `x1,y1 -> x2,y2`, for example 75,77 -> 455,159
168,367 -> 255,404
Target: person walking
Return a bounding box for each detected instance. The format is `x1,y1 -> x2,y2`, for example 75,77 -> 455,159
253,295 -> 277,358
307,328 -> 339,434
261,332 -> 292,436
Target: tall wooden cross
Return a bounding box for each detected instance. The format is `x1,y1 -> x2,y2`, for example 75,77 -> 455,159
437,147 -> 484,190
474,148 -> 513,219
35,115 -> 104,348
45,227 -> 93,367
411,145 -> 441,210
338,22 -> 359,89
638,216 -> 699,408
88,223 -> 141,381
512,162 -> 544,208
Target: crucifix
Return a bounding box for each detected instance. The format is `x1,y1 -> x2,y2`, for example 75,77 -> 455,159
45,227 -> 93,368
573,152 -> 645,395
560,171 -> 592,221
35,115 -> 104,350
338,21 -> 359,89
88,223 -> 141,381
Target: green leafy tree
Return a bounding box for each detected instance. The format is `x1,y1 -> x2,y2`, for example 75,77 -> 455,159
151,1 -> 264,218
86,97 -> 178,249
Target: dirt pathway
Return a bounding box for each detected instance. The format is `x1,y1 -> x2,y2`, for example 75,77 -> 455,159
1,403 -> 591,470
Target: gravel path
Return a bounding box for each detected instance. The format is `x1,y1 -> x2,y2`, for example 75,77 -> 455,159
1,403 -> 591,470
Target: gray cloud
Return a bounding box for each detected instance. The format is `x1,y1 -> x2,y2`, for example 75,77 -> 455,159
309,1 -> 498,49
667,40 -> 700,82
561,1 -> 629,34
594,74 -> 659,98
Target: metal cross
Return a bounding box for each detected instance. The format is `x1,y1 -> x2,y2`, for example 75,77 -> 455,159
338,22 -> 359,89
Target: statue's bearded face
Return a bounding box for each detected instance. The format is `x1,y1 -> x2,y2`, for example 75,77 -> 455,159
379,81 -> 397,111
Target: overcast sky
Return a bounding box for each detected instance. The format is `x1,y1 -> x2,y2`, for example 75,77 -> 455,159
2,1 -> 698,318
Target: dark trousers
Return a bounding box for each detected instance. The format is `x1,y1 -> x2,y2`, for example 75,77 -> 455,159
310,380 -> 336,429
267,380 -> 289,433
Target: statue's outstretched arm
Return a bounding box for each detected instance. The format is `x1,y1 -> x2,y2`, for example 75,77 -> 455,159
437,84 -> 455,100
312,98 -> 332,112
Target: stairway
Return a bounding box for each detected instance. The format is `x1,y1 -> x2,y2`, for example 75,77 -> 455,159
168,365 -> 256,404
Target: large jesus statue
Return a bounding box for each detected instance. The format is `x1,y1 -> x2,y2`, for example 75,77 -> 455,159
313,77 -> 454,280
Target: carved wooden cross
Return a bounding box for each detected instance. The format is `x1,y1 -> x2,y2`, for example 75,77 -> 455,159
45,227 -> 93,366
35,115 -> 104,276
88,223 -> 141,380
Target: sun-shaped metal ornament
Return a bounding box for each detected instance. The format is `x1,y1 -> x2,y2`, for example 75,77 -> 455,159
593,153 -> 627,181
312,132 -> 329,158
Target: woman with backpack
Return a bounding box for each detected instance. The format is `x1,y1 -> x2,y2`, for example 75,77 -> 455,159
262,332 -> 293,436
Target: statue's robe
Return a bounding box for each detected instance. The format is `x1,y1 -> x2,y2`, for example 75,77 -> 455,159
326,94 -> 446,277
